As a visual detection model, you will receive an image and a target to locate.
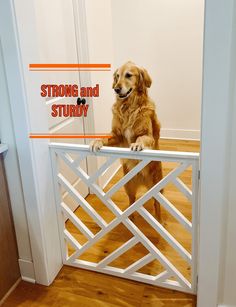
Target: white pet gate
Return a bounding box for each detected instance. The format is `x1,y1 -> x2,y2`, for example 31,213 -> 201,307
50,143 -> 199,294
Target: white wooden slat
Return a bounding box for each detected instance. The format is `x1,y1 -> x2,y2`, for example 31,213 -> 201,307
61,202 -> 94,240
97,237 -> 139,268
123,219 -> 191,290
88,156 -> 117,183
102,164 -> 122,190
190,160 -> 200,293
104,159 -> 150,199
58,151 -> 90,181
62,152 -> 74,163
138,207 -> 192,264
124,253 -> 155,274
50,143 -> 199,162
156,193 -> 192,232
72,152 -> 88,168
58,173 -> 107,229
154,271 -> 172,283
64,229 -> 81,252
69,259 -> 192,293
172,177 -> 192,201
50,150 -> 67,263
88,182 -> 123,216
59,150 -> 124,218
67,197 -> 147,262
123,162 -> 191,218
61,156 -> 123,217
67,215 -> 123,262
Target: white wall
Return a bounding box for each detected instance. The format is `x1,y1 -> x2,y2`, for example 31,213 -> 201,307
110,0 -> 204,140
85,0 -> 114,134
85,0 -> 120,187
84,0 -> 204,141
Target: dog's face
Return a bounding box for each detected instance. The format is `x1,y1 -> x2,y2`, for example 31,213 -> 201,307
112,61 -> 152,100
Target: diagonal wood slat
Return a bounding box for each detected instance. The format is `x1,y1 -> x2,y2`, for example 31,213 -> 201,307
172,177 -> 192,201
58,173 -> 107,229
124,253 -> 155,274
88,156 -> 117,183
61,202 -> 94,240
138,207 -> 192,263
104,159 -> 150,199
97,236 -> 139,268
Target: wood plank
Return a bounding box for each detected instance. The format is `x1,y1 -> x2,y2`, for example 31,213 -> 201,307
0,155 -> 20,300
3,267 -> 196,307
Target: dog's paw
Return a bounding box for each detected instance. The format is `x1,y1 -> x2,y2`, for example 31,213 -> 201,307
89,139 -> 103,152
130,142 -> 144,151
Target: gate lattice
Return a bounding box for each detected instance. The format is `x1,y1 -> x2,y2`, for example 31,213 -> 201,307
50,143 -> 199,294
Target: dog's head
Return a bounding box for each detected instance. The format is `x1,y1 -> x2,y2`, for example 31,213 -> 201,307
112,61 -> 152,100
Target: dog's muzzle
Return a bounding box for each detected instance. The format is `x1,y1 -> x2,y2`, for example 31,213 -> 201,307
116,88 -> 132,99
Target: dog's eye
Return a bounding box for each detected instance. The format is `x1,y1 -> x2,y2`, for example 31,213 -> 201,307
116,74 -> 119,78
125,73 -> 132,78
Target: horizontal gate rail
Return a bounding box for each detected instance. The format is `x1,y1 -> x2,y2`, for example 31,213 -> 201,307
50,142 -> 200,294
50,143 -> 199,162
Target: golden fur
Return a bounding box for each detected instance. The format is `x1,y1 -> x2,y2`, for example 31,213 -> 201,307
90,61 -> 163,218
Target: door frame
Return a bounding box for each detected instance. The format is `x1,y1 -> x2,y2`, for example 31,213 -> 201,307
1,0 -> 235,305
197,1 -> 236,306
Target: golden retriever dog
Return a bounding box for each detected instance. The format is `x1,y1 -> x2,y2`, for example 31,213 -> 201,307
90,61 -> 162,219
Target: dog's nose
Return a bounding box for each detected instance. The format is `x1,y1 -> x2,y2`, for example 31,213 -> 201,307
114,87 -> 121,94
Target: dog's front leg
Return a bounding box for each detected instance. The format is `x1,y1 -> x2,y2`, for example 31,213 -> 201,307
90,133 -> 121,152
130,135 -> 154,151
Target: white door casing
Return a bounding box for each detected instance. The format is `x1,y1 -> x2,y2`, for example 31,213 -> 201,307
0,0 -> 90,284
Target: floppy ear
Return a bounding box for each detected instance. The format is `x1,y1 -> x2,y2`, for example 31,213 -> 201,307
112,69 -> 118,88
138,67 -> 152,92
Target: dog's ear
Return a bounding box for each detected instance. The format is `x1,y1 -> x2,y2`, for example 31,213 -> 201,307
138,67 -> 152,92
112,69 -> 118,88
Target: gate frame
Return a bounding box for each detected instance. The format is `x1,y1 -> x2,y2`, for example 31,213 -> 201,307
50,143 -> 200,294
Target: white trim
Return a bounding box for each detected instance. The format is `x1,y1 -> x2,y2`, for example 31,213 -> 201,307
0,278 -> 21,305
0,144 -> 8,154
161,129 -> 200,141
18,259 -> 35,284
21,277 -> 36,284
197,0 -> 235,306
0,0 -> 62,285
0,35 -> 34,282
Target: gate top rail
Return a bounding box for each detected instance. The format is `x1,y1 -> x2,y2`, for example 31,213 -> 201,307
49,142 -> 199,163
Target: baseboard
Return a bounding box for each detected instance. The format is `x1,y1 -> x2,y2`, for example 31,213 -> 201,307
18,259 -> 36,284
160,128 -> 200,140
0,277 -> 21,305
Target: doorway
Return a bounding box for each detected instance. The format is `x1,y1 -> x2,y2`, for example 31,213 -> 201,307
0,0 -> 204,301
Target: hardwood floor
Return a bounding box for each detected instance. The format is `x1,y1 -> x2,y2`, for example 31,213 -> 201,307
3,266 -> 197,307
3,139 -> 199,307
